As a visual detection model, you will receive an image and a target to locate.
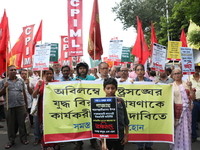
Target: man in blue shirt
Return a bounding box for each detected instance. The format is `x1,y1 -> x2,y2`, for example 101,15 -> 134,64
73,62 -> 100,150
73,62 -> 95,81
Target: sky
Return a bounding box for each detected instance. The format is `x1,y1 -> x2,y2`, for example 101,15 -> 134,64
0,0 -> 136,65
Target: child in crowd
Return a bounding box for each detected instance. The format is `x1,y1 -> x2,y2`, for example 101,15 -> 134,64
101,78 -> 129,150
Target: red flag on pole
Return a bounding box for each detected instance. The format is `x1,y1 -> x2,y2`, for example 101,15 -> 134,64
131,16 -> 149,65
88,0 -> 103,60
8,33 -> 25,68
32,20 -> 42,55
180,28 -> 188,47
150,22 -> 158,56
0,10 -> 10,75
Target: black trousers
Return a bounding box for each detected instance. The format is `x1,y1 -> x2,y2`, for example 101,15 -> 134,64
106,139 -> 124,150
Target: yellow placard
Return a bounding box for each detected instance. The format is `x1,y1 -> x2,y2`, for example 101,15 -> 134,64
167,41 -> 182,60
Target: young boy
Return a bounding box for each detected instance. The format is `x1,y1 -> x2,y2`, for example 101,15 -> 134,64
101,77 -> 129,150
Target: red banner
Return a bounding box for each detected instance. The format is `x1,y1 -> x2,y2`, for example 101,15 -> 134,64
60,36 -> 73,67
22,24 -> 35,68
67,0 -> 83,56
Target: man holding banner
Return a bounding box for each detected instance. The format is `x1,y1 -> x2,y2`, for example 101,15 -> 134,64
72,62 -> 99,150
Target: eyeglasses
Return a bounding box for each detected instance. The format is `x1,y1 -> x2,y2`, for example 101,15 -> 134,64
136,69 -> 144,71
9,69 -> 17,71
173,72 -> 182,75
120,70 -> 128,72
100,68 -> 108,70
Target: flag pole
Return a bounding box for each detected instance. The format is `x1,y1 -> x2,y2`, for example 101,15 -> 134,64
6,40 -> 10,110
94,27 -> 96,67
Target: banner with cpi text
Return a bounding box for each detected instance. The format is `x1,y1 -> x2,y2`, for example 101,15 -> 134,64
67,0 -> 83,56
43,81 -> 173,144
22,24 -> 35,68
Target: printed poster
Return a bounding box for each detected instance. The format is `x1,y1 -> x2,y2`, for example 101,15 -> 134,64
91,97 -> 119,139
151,43 -> 166,72
33,44 -> 51,71
167,41 -> 182,61
180,47 -> 195,75
108,39 -> 123,61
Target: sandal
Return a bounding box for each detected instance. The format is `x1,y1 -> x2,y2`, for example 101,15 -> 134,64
21,139 -> 29,145
33,138 -> 40,146
5,142 -> 15,149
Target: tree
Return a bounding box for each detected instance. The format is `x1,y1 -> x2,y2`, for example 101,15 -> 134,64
112,0 -> 189,46
112,0 -> 167,32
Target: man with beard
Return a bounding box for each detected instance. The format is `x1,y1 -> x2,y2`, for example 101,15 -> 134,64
0,65 -> 29,149
59,65 -> 72,81
73,62 -> 95,81
72,62 -> 100,150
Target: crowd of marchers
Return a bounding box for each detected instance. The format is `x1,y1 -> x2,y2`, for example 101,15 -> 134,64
0,62 -> 199,150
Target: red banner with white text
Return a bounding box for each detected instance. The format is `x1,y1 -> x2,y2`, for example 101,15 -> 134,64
22,24 -> 35,68
67,0 -> 83,56
60,36 -> 73,67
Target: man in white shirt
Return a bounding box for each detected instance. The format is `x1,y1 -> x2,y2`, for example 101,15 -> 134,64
188,66 -> 200,142
117,66 -> 133,83
95,62 -> 109,81
52,63 -> 62,80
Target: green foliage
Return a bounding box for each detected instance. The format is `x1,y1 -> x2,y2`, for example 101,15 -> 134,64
188,30 -> 200,47
112,0 -> 190,47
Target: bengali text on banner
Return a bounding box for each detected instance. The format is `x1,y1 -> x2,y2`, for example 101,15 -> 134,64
43,81 -> 173,144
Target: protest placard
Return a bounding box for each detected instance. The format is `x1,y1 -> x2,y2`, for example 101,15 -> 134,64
151,43 -> 166,72
33,43 -> 51,71
167,41 -> 182,61
91,97 -> 118,139
180,47 -> 195,75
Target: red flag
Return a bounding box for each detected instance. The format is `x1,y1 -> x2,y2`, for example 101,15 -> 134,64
0,10 -> 10,75
32,20 -> 42,55
150,22 -> 158,56
88,0 -> 103,60
8,33 -> 25,68
180,28 -> 188,47
132,16 -> 149,65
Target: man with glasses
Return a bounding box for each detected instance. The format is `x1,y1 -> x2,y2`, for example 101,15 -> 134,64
117,66 -> 133,83
95,62 -> 109,81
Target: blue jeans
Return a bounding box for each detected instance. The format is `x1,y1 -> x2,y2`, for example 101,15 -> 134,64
136,142 -> 153,148
192,100 -> 200,139
34,116 -> 42,139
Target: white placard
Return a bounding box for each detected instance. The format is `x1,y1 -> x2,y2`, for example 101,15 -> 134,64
108,39 -> 123,61
151,43 -> 166,72
180,47 -> 195,75
33,44 -> 51,71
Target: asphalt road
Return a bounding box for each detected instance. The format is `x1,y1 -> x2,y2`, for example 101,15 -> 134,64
0,120 -> 200,150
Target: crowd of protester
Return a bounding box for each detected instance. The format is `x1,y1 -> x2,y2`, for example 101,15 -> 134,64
0,62 -> 199,150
